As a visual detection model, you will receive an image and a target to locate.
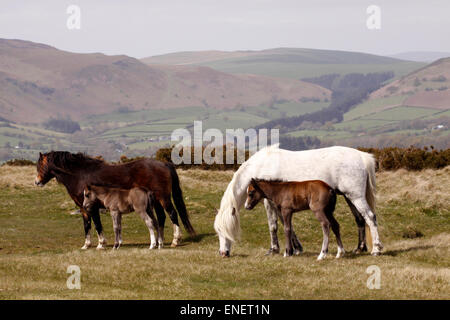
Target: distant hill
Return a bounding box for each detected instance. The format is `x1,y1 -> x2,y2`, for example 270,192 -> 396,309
142,48 -> 424,79
389,51 -> 450,63
0,39 -> 330,123
334,58 -> 450,140
367,57 -> 450,110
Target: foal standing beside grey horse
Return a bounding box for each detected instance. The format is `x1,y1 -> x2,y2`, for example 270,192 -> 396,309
245,179 -> 344,260
215,145 -> 383,257
83,185 -> 161,249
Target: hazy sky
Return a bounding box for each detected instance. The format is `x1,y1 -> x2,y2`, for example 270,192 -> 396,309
1,0 -> 449,58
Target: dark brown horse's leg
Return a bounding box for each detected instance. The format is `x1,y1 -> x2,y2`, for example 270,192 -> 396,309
161,197 -> 182,247
90,206 -> 106,250
80,208 -> 92,250
281,208 -> 294,257
154,201 -> 166,248
344,196 -> 367,253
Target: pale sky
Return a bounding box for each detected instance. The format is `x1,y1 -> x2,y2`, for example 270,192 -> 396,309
0,0 -> 449,58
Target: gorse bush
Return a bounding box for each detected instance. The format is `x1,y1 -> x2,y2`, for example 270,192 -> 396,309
159,145 -> 449,171
154,145 -> 450,171
358,146 -> 450,171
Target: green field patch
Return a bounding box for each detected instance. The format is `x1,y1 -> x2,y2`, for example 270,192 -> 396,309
200,111 -> 268,131
246,101 -> 329,119
199,60 -> 423,80
344,95 -> 407,121
83,106 -> 211,125
421,109 -> 450,119
362,106 -> 440,121
334,119 -> 395,130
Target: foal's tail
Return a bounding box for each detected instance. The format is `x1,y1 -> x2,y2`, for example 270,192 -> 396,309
166,162 -> 196,236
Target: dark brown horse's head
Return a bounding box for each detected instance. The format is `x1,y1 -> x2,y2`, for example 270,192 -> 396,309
35,152 -> 54,187
244,178 -> 265,210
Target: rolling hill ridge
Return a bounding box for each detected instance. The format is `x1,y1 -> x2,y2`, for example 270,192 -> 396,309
0,39 -> 330,123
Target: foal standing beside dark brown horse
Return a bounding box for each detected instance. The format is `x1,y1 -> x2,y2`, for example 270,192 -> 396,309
245,179 -> 344,260
35,151 -> 196,249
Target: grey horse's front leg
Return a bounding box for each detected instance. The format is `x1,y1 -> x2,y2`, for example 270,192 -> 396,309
264,199 -> 280,255
264,199 -> 303,255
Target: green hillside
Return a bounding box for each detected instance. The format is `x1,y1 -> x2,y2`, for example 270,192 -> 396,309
144,48 -> 425,80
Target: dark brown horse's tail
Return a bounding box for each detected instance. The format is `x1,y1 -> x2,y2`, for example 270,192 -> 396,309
166,162 -> 196,236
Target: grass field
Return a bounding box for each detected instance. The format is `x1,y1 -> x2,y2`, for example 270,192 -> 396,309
0,165 -> 449,299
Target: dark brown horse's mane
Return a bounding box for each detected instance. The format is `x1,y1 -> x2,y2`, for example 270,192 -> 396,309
45,151 -> 105,172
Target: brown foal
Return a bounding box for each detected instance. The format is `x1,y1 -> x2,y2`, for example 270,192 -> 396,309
245,179 -> 345,260
83,185 -> 161,250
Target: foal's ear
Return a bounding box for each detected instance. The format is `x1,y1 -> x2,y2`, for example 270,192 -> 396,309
250,178 -> 256,186
86,185 -> 91,191
39,152 -> 42,158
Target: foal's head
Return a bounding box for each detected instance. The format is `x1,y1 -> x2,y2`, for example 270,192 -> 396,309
245,179 -> 265,210
83,185 -> 97,210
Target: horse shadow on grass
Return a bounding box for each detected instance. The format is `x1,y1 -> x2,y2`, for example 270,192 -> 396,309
380,245 -> 434,257
104,232 -> 217,249
338,244 -> 434,259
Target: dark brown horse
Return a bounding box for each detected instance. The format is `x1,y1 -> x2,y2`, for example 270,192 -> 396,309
35,151 -> 196,249
244,179 -> 344,260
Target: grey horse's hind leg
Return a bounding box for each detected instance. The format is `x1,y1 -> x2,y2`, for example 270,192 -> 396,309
350,197 -> 383,256
264,199 -> 303,255
344,196 -> 368,253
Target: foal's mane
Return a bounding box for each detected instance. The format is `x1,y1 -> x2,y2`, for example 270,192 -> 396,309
45,151 -> 105,172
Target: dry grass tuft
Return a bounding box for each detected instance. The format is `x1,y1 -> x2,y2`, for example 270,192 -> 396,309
377,166 -> 450,209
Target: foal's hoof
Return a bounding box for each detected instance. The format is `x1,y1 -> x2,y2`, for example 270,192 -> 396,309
317,252 -> 327,261
149,244 -> 157,250
265,248 -> 280,256
293,249 -> 302,256
96,244 -> 106,250
81,245 -> 90,250
336,249 -> 345,259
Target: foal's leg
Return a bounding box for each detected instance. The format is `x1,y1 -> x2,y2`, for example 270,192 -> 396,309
314,210 -> 330,261
281,208 -> 294,257
326,211 -> 345,258
110,210 -> 122,249
80,208 -> 92,250
146,202 -> 160,249
344,196 -> 367,253
136,207 -> 158,249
